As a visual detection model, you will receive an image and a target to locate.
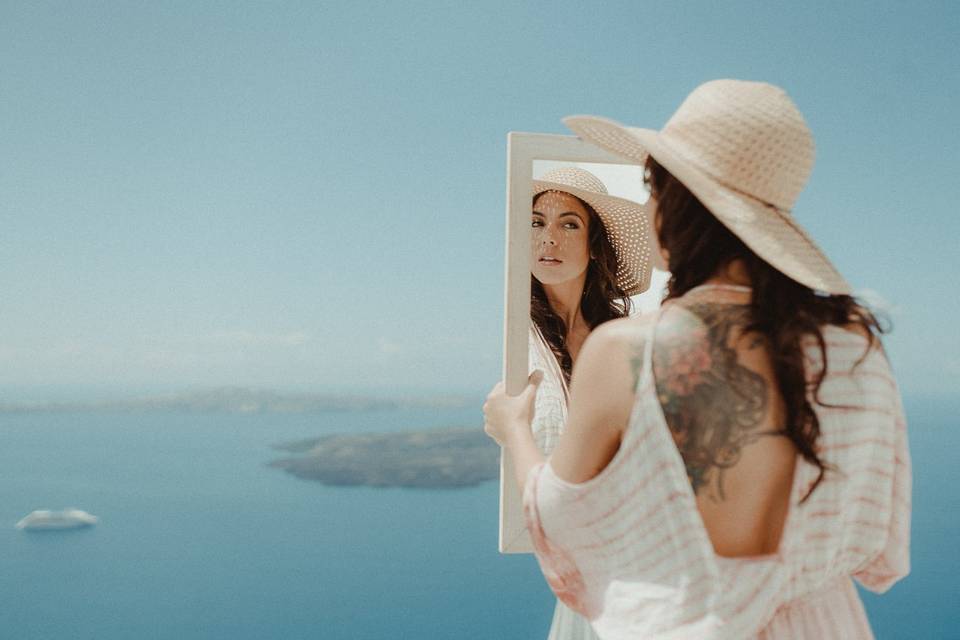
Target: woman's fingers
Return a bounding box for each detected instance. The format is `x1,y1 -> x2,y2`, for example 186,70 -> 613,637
527,369 -> 544,390
486,381 -> 505,401
486,374 -> 541,404
523,370 -> 544,401
482,374 -> 543,447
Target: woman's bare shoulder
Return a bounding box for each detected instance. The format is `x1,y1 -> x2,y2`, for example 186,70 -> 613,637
573,313 -> 659,392
587,312 -> 658,345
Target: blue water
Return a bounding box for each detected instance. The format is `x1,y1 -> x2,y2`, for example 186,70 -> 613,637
0,397 -> 956,639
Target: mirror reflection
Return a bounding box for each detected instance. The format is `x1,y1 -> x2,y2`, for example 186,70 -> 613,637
527,162 -> 667,457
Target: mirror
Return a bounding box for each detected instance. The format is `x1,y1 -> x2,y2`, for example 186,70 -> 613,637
498,133 -> 669,553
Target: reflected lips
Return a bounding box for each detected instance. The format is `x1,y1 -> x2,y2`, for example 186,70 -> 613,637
539,257 -> 563,266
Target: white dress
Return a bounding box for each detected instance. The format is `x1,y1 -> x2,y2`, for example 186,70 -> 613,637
529,323 -> 602,640
523,313 -> 910,639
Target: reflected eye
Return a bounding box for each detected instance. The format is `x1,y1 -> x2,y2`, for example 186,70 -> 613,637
563,222 -> 580,230
532,219 -> 544,228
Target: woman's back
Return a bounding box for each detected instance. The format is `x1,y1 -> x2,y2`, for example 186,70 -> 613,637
521,294 -> 910,638
652,284 -> 797,558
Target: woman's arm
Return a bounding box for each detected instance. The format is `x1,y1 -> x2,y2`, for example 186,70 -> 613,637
485,317 -> 644,493
548,319 -> 641,484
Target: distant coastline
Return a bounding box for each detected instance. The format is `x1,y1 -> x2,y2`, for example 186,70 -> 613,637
268,427 -> 498,489
0,386 -> 471,415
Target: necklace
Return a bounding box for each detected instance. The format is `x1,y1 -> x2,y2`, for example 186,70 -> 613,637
686,283 -> 752,295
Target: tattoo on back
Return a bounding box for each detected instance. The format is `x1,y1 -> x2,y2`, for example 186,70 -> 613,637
653,302 -> 778,502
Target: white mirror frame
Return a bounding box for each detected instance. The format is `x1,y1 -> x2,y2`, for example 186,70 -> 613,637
499,132 -> 638,554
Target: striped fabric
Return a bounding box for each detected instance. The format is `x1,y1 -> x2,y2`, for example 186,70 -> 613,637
523,314 -> 911,640
530,323 -> 569,459
530,323 -> 602,639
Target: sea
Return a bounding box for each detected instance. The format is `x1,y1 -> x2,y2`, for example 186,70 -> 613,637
0,396 -> 956,639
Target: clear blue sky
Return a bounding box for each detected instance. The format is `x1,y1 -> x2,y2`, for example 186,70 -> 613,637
1,1 -> 957,399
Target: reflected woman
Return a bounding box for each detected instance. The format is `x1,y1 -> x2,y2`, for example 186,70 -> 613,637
527,167 -> 652,639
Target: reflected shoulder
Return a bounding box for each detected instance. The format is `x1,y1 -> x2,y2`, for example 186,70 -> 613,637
587,311 -> 658,346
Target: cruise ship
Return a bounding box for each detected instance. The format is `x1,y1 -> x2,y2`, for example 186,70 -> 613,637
15,509 -> 99,530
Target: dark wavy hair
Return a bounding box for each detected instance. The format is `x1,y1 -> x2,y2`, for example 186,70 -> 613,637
644,156 -> 887,501
531,191 -> 633,382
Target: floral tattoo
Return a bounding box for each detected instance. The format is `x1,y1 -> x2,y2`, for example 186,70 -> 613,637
653,302 -> 778,501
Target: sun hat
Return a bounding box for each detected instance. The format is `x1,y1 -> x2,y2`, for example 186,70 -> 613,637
563,79 -> 851,294
532,166 -> 653,296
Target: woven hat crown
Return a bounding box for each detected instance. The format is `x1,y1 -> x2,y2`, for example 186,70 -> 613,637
662,80 -> 815,212
538,166 -> 609,196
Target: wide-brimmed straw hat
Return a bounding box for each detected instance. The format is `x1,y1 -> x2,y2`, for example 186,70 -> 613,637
564,79 -> 851,294
533,166 -> 652,296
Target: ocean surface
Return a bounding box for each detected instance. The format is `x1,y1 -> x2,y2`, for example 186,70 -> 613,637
0,396 -> 956,639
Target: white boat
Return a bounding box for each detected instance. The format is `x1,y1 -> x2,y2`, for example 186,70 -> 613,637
16,508 -> 99,530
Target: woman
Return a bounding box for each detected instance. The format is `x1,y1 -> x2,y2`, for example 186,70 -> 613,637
527,166 -> 652,639
485,80 -> 910,639
528,166 -> 651,450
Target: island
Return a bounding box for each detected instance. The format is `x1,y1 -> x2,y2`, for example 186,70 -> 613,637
268,427 -> 500,489
0,387 -> 471,414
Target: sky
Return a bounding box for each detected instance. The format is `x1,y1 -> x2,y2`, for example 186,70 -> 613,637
0,1 -> 957,400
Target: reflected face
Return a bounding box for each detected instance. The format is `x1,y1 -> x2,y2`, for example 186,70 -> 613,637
531,191 -> 591,287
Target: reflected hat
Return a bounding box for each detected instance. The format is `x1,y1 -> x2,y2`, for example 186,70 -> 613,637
564,79 -> 851,294
532,166 -> 653,296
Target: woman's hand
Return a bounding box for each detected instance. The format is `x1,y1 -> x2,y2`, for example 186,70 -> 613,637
483,370 -> 544,448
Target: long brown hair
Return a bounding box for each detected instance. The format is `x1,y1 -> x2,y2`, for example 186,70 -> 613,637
531,191 -> 632,382
645,156 -> 887,500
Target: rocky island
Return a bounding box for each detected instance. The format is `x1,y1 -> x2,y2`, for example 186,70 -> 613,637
268,427 -> 499,489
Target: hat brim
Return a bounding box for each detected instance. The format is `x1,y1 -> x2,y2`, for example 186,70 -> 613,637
531,178 -> 653,296
563,115 -> 851,295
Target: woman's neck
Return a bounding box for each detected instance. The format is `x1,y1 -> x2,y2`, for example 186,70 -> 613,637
704,259 -> 752,287
541,275 -> 588,333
